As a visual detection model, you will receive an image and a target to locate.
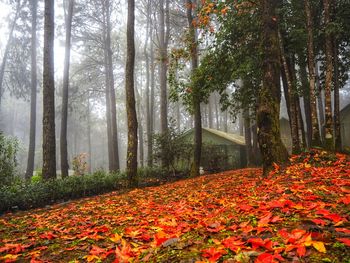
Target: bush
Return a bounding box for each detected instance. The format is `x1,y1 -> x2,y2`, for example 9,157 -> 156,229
0,167 -> 191,214
0,132 -> 19,186
0,171 -> 125,213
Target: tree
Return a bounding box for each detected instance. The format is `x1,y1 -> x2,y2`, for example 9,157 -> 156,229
42,0 -> 57,180
257,0 -> 288,174
323,0 -> 334,150
25,0 -> 38,180
304,0 -> 321,147
125,0 -> 138,187
60,0 -> 75,178
186,0 -> 201,177
158,0 -> 170,135
103,0 -> 119,172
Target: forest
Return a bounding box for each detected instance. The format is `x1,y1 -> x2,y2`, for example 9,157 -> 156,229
0,0 -> 350,262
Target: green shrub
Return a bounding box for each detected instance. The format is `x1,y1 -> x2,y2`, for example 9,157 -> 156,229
0,132 -> 19,186
0,167 -> 190,214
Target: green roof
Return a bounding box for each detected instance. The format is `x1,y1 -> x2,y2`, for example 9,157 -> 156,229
182,128 -> 246,146
203,128 -> 246,145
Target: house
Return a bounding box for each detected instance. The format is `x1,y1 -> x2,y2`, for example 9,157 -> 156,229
181,128 -> 246,171
340,103 -> 350,151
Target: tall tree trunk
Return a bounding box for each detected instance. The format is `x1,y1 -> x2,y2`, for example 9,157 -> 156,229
243,107 -> 253,166
25,0 -> 38,180
87,94 -> 92,173
136,84 -> 144,167
215,93 -> 219,129
279,32 -> 300,154
148,29 -> 155,166
159,0 -> 169,134
304,0 -> 321,146
0,0 -> 22,110
298,52 -> 312,148
257,0 -> 288,175
323,0 -> 334,150
144,0 -> 152,166
60,0 -> 74,178
106,0 -> 119,171
316,62 -> 325,142
296,97 -> 307,148
187,0 -> 201,177
208,94 -> 213,129
333,39 -> 341,151
125,0 -> 138,187
42,0 -> 57,180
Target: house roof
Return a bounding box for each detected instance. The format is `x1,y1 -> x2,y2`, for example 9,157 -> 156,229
202,128 -> 246,145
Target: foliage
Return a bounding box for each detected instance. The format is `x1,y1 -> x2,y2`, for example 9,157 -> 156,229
0,150 -> 349,262
0,167 -> 191,214
152,124 -> 192,173
0,132 -> 19,186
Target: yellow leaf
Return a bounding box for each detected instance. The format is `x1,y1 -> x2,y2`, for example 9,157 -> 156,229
110,233 -> 122,243
83,255 -> 100,262
1,254 -> 19,260
312,241 -> 326,253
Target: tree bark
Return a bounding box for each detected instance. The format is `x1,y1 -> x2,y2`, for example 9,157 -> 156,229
144,0 -> 152,166
323,0 -> 334,150
159,0 -> 170,134
106,0 -> 119,171
333,39 -> 341,151
304,0 -> 321,147
42,0 -> 57,180
278,32 -> 300,154
125,0 -> 138,187
243,107 -> 253,166
257,0 -> 288,175
315,62 -> 325,142
148,28 -> 155,166
298,52 -> 312,148
60,0 -> 74,178
87,95 -> 92,173
25,0 -> 38,180
187,0 -> 201,177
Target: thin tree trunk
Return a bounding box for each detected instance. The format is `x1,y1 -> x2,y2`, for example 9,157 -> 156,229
257,0 -> 288,175
136,82 -> 144,167
215,93 -> 219,129
243,107 -> 252,166
316,62 -> 325,142
87,94 -> 92,173
106,0 -> 119,171
148,30 -> 155,166
323,0 -> 334,150
298,52 -> 312,148
125,0 -> 138,187
42,0 -> 57,180
159,0 -> 169,134
60,0 -> 74,178
333,39 -> 341,151
279,32 -> 300,154
304,0 -> 321,146
144,0 -> 152,166
187,0 -> 201,177
208,94 -> 213,129
25,0 -> 38,180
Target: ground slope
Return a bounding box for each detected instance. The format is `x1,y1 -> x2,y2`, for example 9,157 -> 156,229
0,150 -> 350,262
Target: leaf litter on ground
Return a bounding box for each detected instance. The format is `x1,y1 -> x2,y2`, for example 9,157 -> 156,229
0,149 -> 349,262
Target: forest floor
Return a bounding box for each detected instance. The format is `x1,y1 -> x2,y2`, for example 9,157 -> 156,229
1,150 -> 350,263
